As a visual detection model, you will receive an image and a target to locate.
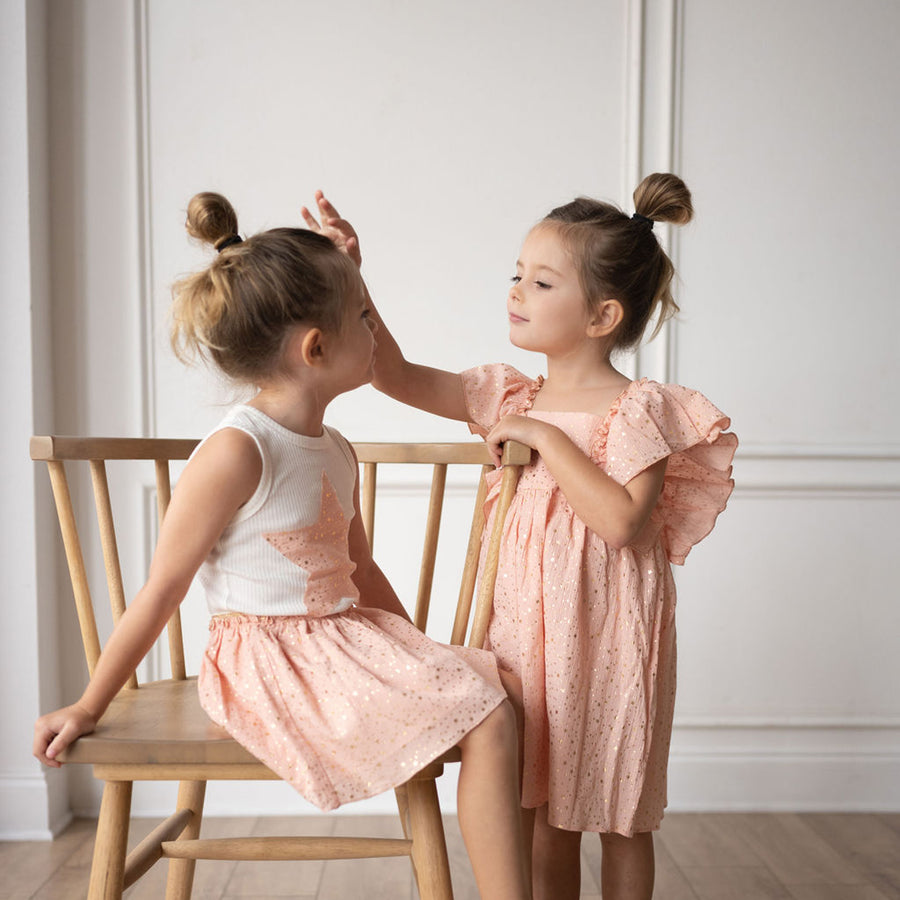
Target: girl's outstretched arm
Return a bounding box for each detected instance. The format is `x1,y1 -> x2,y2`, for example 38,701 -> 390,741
301,191 -> 468,421
484,414 -> 667,549
33,429 -> 262,767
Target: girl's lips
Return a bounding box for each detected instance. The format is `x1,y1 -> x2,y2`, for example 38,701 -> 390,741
508,312 -> 528,323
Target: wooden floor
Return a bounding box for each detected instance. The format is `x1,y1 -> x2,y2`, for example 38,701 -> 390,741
2,812 -> 899,899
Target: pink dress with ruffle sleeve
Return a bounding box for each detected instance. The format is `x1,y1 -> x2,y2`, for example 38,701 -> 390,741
462,364 -> 737,836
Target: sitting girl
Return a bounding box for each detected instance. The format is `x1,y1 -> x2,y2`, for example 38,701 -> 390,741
34,191 -> 532,900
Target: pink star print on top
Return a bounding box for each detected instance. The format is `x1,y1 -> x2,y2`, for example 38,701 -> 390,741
264,472 -> 357,616
462,364 -> 737,837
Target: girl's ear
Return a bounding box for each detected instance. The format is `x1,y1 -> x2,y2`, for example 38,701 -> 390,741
587,299 -> 625,339
288,327 -> 325,368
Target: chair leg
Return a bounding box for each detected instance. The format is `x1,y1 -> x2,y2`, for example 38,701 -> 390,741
394,784 -> 411,838
164,780 -> 207,900
406,776 -> 453,900
88,780 -> 133,900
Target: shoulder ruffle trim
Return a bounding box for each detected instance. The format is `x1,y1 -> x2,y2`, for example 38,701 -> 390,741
592,380 -> 737,565
588,378 -> 645,466
505,374 -> 544,417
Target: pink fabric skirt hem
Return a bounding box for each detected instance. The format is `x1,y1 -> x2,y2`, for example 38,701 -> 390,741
198,608 -> 506,810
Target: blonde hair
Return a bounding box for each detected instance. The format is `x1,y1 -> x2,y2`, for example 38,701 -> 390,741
543,173 -> 693,350
171,192 -> 359,382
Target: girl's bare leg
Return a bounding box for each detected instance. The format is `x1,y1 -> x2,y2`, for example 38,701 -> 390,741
599,831 -> 655,900
497,668 -> 535,881
532,803 -> 582,900
520,805 -> 536,885
457,700 -> 532,899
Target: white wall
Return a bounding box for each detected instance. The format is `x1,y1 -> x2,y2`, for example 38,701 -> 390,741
4,0 -> 898,837
0,0 -> 68,840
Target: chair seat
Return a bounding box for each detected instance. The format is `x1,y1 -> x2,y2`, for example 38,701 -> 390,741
60,678 -> 260,766
60,676 -> 461,773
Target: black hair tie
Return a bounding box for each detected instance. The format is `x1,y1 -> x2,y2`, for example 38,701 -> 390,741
631,213 -> 654,230
216,234 -> 243,252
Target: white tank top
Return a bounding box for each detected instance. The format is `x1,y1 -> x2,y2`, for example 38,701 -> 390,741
194,405 -> 360,616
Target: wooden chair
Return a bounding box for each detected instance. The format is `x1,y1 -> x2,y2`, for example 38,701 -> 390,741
30,435 -> 529,900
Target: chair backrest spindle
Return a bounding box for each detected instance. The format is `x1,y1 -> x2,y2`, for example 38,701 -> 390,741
412,463 -> 447,631
450,464 -> 491,646
89,459 -> 138,690
46,458 -> 103,676
155,458 -> 187,680
467,443 -> 530,648
361,461 -> 377,548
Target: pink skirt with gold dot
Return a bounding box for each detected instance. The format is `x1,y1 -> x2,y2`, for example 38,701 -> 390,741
198,608 -> 506,810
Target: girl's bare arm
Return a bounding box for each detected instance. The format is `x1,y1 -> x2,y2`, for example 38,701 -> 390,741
301,191 -> 469,421
484,414 -> 667,548
33,429 -> 261,766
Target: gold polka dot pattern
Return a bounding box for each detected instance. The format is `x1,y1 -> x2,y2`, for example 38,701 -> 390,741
199,609 -> 506,810
461,363 -> 737,837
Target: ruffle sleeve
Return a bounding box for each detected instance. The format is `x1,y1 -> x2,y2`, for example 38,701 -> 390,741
597,380 -> 737,565
460,363 -> 542,437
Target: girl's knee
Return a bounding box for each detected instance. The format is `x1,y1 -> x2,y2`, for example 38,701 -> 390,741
461,699 -> 517,752
599,830 -> 654,854
534,818 -> 582,854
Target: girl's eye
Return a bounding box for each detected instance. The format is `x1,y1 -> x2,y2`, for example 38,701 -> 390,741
361,308 -> 371,319
510,275 -> 552,289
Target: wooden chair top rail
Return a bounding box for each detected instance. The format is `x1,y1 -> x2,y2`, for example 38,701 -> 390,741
31,435 -> 532,467
30,435 -> 200,462
355,442 -> 531,466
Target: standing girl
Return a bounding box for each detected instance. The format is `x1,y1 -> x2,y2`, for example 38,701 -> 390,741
33,192 -> 531,900
304,174 -> 737,900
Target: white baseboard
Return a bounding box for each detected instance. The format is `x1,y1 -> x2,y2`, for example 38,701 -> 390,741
667,720 -> 900,811
0,769 -> 71,840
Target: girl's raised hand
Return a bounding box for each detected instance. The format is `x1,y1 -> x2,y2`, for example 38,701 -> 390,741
33,704 -> 97,768
300,190 -> 362,267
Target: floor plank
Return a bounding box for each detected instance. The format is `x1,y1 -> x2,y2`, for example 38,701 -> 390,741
799,814 -> 900,900
657,812 -> 765,869
679,865 -> 793,899
5,813 -> 900,899
712,813 -> 870,887
786,887 -> 893,900
652,832 -> 702,900
2,819 -> 94,900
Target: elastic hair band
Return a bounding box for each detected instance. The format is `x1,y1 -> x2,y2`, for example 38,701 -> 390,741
631,213 -> 654,230
216,234 -> 243,252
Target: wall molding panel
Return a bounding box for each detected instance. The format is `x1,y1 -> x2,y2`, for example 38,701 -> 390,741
134,0 -> 157,439
624,0 -> 685,384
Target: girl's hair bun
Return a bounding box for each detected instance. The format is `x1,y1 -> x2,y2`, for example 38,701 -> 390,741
172,193 -> 359,385
185,192 -> 240,248
633,173 -> 693,226
542,172 -> 693,350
